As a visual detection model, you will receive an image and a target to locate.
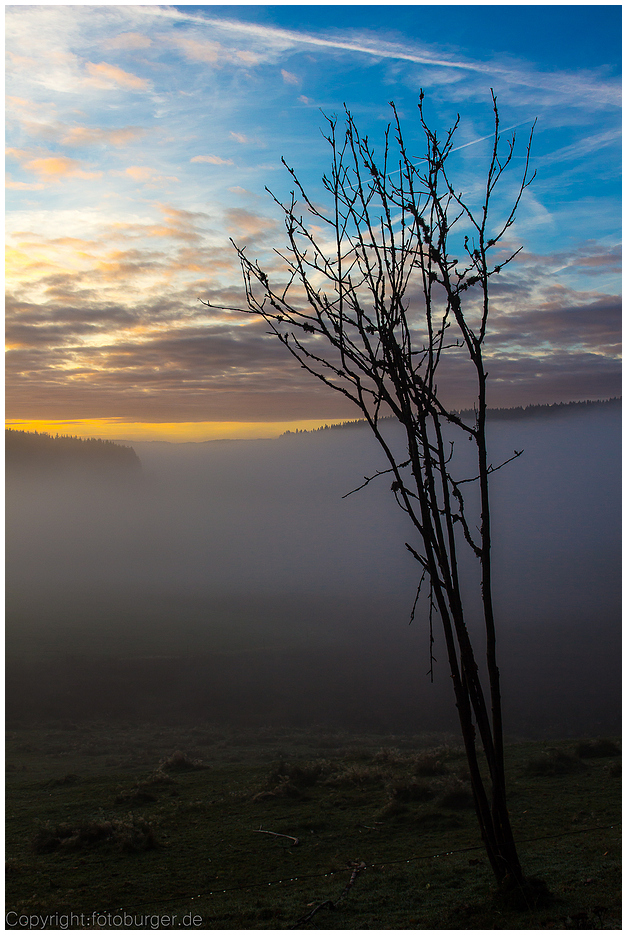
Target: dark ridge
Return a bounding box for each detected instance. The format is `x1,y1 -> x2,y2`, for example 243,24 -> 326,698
460,398 -> 621,422
282,418 -> 366,435
5,429 -> 141,477
282,399 -> 620,435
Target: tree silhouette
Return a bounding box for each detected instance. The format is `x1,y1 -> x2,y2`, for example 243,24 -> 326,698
207,92 -> 537,891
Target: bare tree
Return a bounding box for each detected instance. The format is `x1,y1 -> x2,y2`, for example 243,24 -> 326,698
206,92 -> 536,890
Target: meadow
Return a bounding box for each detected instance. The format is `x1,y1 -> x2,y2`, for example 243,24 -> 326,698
5,724 -> 621,929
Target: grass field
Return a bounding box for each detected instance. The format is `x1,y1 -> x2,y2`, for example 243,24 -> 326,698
5,725 -> 621,929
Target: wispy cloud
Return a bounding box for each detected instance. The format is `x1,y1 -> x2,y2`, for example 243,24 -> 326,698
190,154 -> 234,165
103,31 -> 152,51
144,7 -> 621,110
85,61 -> 151,91
7,148 -> 102,183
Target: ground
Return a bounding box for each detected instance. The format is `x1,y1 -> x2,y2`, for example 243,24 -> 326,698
5,724 -> 621,929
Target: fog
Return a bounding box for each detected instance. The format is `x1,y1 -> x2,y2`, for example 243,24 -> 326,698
6,403 -> 621,737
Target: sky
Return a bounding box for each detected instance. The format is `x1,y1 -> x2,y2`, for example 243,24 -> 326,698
5,4 -> 622,442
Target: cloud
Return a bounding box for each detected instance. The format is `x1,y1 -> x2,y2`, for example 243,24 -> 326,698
103,32 -> 152,51
538,129 -> 621,167
7,212 -> 620,423
13,153 -> 103,183
225,208 -> 279,242
112,166 -> 179,188
488,294 -> 621,355
85,61 -> 150,91
190,154 -> 234,165
123,166 -> 155,181
60,125 -> 147,148
281,69 -> 300,86
171,35 -> 260,68
6,175 -> 45,191
150,9 -> 620,111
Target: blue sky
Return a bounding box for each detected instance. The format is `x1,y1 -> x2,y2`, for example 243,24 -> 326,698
6,4 -> 621,441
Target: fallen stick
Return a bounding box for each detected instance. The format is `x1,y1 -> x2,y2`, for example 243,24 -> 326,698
291,861 -> 366,929
253,828 -> 299,846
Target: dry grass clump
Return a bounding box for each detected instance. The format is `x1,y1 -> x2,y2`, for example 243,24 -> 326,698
413,752 -> 449,777
252,759 -> 333,801
575,738 -> 620,758
159,751 -> 202,771
323,763 -> 387,787
44,773 -> 79,787
115,769 -> 178,804
268,760 -> 331,787
386,779 -> 435,803
526,749 -> 582,777
436,778 -> 474,809
371,747 -> 405,765
115,785 -> 157,805
33,816 -> 156,854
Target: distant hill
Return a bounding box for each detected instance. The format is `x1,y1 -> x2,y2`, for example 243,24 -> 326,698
461,397 -> 621,422
283,398 -> 620,435
5,430 -> 141,478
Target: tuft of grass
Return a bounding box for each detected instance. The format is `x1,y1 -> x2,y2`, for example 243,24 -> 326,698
576,738 -> 620,758
386,779 -> 434,803
437,778 -> 474,809
526,748 -> 582,776
159,751 -> 203,771
33,816 -> 156,854
413,752 -> 449,777
44,773 -> 80,787
324,763 -> 387,787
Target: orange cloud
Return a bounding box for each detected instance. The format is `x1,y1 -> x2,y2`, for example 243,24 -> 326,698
24,155 -> 102,181
85,61 -> 149,91
125,166 -> 154,182
61,125 -> 146,147
5,174 -> 45,191
117,166 -> 179,187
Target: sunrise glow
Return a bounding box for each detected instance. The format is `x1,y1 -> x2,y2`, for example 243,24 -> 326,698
5,6 -> 621,437
4,418 -> 348,443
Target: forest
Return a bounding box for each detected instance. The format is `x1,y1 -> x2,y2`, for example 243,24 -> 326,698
6,430 -> 141,477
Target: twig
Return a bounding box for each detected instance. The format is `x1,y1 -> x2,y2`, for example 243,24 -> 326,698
342,460 -> 410,498
291,861 -> 366,929
253,828 -> 299,846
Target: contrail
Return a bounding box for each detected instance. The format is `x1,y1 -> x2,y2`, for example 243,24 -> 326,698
147,7 -> 488,73
143,6 -> 620,107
